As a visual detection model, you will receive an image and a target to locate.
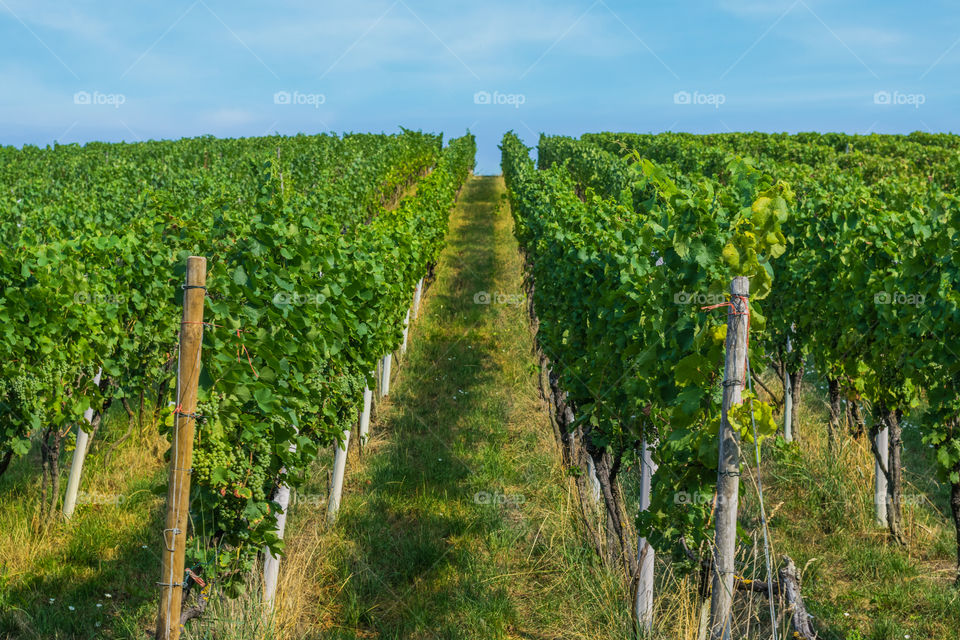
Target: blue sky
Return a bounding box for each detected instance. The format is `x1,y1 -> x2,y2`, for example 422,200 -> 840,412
1,0 -> 957,173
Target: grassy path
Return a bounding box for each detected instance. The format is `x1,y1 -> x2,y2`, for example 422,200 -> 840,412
290,175 -> 630,639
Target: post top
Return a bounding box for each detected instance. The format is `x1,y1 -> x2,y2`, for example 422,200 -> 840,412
185,256 -> 207,285
729,275 -> 750,295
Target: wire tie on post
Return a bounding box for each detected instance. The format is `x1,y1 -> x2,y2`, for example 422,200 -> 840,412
161,527 -> 181,552
173,403 -> 205,422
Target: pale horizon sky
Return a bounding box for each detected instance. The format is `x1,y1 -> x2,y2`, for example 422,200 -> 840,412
1,0 -> 957,173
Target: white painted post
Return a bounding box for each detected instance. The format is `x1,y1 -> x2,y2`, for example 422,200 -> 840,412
584,451 -> 601,503
326,430 -> 351,525
413,278 -> 424,319
63,368 -> 103,519
359,385 -> 373,442
381,353 -> 392,398
783,335 -> 793,442
401,309 -> 411,355
635,438 -> 658,633
875,426 -> 889,527
263,437 -> 298,607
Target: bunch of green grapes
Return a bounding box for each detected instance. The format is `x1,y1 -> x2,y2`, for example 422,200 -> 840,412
242,435 -> 272,502
191,389 -> 276,505
300,364 -> 366,444
191,432 -> 235,487
190,392 -> 236,489
2,371 -> 46,422
2,360 -> 74,427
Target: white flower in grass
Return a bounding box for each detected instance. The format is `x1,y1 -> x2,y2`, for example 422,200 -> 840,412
96,603 -> 103,608
48,598 -> 55,604
104,593 -> 112,598
68,606 -> 75,611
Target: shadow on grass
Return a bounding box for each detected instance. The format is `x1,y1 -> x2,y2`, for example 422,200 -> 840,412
0,468 -> 167,640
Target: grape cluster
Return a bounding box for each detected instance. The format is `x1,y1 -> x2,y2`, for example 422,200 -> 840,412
192,435 -> 235,487
301,363 -> 365,443
244,436 -> 271,502
2,360 -> 75,428
191,392 -> 234,487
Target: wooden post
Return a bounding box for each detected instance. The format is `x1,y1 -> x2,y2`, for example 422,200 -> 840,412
157,256 -> 206,640
327,430 -> 351,524
413,278 -> 423,319
710,276 -> 750,640
63,367 -> 102,519
635,437 -> 658,632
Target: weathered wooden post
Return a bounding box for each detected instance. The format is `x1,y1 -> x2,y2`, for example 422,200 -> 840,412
157,256 -> 206,640
710,277 -> 750,640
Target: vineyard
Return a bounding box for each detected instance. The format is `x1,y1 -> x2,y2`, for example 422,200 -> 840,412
1,127 -> 959,640
0,130 -> 477,638
502,130 -> 960,639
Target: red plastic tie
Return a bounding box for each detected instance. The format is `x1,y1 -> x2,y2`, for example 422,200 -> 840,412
185,569 -> 206,588
701,294 -> 751,386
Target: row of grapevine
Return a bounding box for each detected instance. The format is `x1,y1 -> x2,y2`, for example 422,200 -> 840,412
178,132 -> 475,605
581,131 -> 960,557
1,130 -> 476,635
509,128 -> 960,635
502,132 -> 797,637
2,131 -> 441,497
